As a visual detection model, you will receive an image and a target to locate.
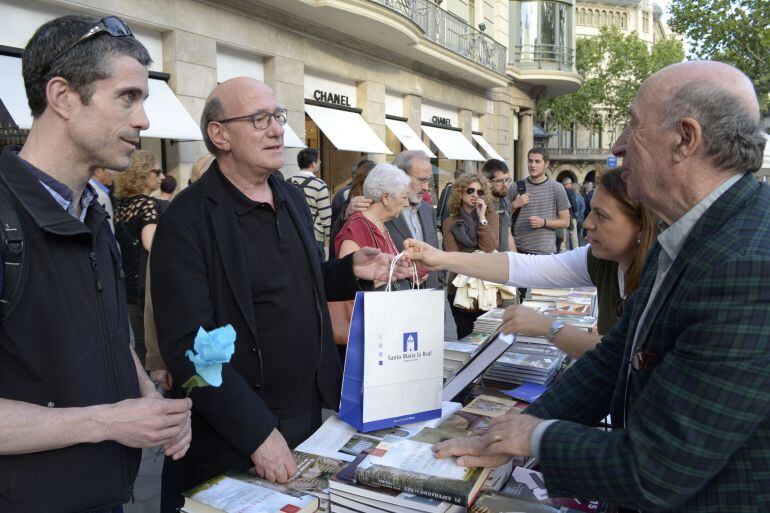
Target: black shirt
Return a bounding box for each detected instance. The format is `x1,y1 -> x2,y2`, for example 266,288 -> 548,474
221,175 -> 321,417
113,194 -> 160,304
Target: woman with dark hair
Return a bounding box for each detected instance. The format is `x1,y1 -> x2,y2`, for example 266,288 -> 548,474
156,174 -> 177,214
113,150 -> 163,365
405,168 -> 658,357
442,173 -> 500,339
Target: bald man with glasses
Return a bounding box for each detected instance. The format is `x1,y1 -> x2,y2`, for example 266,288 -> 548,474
150,77 -> 409,513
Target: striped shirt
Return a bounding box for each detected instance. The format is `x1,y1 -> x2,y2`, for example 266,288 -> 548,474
512,177 -> 570,254
288,171 -> 332,244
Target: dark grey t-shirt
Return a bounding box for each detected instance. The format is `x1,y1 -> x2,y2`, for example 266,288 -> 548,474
492,196 -> 512,252
511,178 -> 570,254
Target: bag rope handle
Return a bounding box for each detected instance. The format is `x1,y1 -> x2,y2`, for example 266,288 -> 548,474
386,251 -> 419,291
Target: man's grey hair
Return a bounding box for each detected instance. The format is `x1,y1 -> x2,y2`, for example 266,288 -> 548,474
201,96 -> 225,155
392,150 -> 431,175
661,83 -> 766,173
363,163 -> 411,202
561,177 -> 573,186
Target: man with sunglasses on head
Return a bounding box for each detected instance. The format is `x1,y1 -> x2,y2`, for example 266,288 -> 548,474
0,15 -> 192,513
150,77 -> 409,513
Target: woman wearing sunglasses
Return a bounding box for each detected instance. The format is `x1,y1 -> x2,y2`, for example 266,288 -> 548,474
113,150 -> 164,366
443,173 -> 500,338
407,168 -> 657,357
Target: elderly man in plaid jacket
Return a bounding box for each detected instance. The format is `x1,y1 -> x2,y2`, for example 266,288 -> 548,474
435,61 -> 770,512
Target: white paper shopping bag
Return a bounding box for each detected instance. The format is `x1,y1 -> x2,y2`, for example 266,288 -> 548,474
339,255 -> 444,432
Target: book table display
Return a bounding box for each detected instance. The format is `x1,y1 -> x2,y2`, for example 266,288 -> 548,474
182,289 -> 606,513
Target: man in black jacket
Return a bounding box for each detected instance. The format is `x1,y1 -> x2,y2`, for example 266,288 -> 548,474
151,77 -> 407,512
0,15 -> 192,513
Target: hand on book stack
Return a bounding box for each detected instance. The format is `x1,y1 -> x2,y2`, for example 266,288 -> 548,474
432,412 -> 543,466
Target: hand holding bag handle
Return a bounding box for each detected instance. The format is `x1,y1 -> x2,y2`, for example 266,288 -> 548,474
386,252 -> 420,292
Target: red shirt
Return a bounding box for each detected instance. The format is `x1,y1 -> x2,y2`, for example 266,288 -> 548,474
335,212 -> 398,257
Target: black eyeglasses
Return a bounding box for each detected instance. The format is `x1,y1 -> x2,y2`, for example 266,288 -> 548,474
43,16 -> 134,76
214,109 -> 288,130
150,169 -> 164,176
491,177 -> 512,184
465,187 -> 485,196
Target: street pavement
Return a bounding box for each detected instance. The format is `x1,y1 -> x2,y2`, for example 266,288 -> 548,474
125,295 -> 459,513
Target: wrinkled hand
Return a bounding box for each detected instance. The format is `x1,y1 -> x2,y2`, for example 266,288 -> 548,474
251,429 -> 297,483
150,370 -> 173,392
162,404 -> 192,460
345,196 -> 372,218
512,193 -> 530,210
529,216 -> 546,229
402,239 -> 446,271
501,305 -> 551,337
432,413 -> 542,467
98,397 -> 192,452
352,247 -> 411,282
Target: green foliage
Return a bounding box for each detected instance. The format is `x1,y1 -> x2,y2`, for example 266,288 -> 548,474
539,26 -> 684,133
667,0 -> 770,110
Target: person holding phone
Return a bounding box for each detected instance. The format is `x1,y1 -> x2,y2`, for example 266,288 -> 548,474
442,173 -> 499,338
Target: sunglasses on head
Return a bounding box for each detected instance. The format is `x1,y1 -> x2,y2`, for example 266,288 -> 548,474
43,16 -> 134,76
465,187 -> 485,196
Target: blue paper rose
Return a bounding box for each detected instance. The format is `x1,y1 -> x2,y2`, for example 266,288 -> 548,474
183,325 -> 236,394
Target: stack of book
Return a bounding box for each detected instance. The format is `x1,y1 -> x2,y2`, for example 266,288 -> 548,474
483,343 -> 566,388
327,395 -> 526,513
181,450 -> 345,513
473,308 -> 506,334
524,289 -> 598,332
443,332 -> 491,382
179,396 -> 532,513
442,332 -> 516,401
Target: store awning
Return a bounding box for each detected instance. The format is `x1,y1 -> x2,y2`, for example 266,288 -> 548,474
0,55 -> 31,130
143,79 -> 202,140
385,119 -> 436,157
283,123 -> 305,148
305,104 -> 391,154
421,125 -> 485,161
0,55 -> 202,140
472,134 -> 504,161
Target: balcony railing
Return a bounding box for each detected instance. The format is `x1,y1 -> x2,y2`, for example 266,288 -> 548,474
547,147 -> 610,158
511,44 -> 574,71
369,0 -> 507,74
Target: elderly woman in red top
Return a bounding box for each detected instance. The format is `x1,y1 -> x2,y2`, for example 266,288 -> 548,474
335,163 -> 411,288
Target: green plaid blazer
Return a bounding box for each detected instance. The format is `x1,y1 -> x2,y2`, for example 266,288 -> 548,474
526,173 -> 770,512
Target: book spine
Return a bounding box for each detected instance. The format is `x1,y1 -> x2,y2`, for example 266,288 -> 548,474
354,464 -> 471,507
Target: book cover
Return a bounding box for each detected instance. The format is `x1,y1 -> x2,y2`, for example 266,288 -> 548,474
472,466 -> 608,513
330,453 -> 452,513
348,436 -> 491,507
182,472 -> 319,513
462,395 -> 521,418
503,383 -> 548,403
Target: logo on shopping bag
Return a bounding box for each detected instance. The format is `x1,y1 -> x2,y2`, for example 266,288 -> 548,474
403,332 -> 418,352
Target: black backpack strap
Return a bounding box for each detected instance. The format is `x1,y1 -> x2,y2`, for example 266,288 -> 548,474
290,175 -> 315,190
0,187 -> 24,317
511,179 -> 527,225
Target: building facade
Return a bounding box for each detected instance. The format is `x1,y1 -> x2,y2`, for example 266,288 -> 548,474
0,0 -> 582,193
543,0 -> 669,186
